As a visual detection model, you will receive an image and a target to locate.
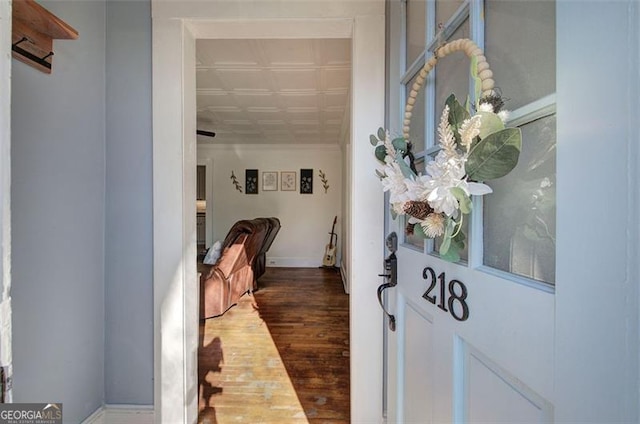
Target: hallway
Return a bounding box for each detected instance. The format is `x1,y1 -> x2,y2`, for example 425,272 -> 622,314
198,267 -> 350,423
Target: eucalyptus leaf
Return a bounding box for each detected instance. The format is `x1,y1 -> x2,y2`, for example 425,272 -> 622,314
375,169 -> 385,179
470,55 -> 482,106
445,94 -> 470,145
453,229 -> 466,244
476,111 -> 505,139
392,137 -> 408,152
440,244 -> 461,263
377,127 -> 386,141
441,229 -> 464,262
370,134 -> 379,146
465,128 -> 522,181
395,152 -> 416,178
450,187 -> 472,214
413,222 -> 428,239
375,145 -> 387,162
390,208 -> 398,220
439,219 -> 455,256
439,236 -> 452,256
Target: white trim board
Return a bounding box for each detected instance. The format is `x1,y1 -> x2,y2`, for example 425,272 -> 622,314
81,405 -> 154,424
266,257 -> 333,268
0,0 -> 12,403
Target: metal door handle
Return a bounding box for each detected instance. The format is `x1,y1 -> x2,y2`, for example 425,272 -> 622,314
377,281 -> 396,331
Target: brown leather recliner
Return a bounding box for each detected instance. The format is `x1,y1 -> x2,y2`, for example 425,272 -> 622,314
199,218 -> 272,319
253,217 -> 281,283
199,232 -> 250,319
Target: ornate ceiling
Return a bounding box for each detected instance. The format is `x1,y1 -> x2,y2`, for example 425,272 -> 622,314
196,38 -> 351,145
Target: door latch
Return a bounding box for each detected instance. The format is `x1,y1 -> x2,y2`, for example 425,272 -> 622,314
377,232 -> 398,331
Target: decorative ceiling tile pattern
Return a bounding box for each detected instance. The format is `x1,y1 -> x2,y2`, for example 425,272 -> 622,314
196,38 -> 351,145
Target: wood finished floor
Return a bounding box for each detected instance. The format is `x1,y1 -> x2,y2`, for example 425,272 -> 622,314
198,267 -> 350,424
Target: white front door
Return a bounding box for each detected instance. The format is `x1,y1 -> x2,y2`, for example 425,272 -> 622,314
383,0 -> 560,422
383,0 -> 640,422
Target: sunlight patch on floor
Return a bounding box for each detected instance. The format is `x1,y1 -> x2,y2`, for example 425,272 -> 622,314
199,295 -> 309,424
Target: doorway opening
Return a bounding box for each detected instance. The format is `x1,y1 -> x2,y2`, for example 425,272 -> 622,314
194,36 -> 352,421
152,15 -> 385,422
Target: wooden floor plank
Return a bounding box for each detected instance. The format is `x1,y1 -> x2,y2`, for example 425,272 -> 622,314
198,267 -> 350,424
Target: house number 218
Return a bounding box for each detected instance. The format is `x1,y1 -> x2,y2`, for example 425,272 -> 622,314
422,267 -> 469,321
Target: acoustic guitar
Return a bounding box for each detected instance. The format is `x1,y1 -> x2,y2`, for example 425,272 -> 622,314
323,216 -> 338,267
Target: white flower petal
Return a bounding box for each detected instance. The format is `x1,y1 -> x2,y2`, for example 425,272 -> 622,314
466,182 -> 493,196
479,103 -> 494,113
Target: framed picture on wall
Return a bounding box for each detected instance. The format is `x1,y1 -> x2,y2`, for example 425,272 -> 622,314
300,168 -> 313,194
245,169 -> 258,194
281,171 -> 296,191
262,171 -> 278,191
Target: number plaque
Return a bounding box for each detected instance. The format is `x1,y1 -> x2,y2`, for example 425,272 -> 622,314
422,267 -> 469,321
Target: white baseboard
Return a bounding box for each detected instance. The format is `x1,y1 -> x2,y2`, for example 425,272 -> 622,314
266,257 -> 343,269
82,405 -> 154,424
266,257 -> 320,267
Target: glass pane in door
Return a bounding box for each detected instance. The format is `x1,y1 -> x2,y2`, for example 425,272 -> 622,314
406,0 -> 427,69
404,157 -> 427,249
405,73 -> 426,153
484,0 -> 556,110
483,115 -> 556,284
435,0 -> 464,28
434,19 -> 470,119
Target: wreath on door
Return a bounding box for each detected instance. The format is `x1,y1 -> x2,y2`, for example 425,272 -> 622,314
371,38 -> 521,262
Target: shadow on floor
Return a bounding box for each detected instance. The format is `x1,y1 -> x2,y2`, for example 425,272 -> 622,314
198,335 -> 224,424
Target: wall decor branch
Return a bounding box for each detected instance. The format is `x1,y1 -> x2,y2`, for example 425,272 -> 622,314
318,169 -> 329,193
230,171 -> 243,193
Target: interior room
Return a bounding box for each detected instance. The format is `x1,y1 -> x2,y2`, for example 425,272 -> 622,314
194,37 -> 353,422
195,38 -> 350,270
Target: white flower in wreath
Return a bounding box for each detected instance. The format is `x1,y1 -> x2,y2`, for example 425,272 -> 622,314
403,174 -> 430,203
423,150 -> 492,217
380,161 -> 408,204
422,151 -> 463,216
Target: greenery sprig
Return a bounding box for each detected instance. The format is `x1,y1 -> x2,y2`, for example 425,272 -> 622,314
230,171 -> 243,193
318,170 -> 329,193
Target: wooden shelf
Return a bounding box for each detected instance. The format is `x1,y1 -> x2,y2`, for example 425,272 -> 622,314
12,0 -> 78,74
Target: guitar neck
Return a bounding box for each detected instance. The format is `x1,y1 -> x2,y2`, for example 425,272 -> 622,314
327,217 -> 337,248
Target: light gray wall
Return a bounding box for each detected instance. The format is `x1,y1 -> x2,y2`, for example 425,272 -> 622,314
11,1 -> 106,422
104,0 -> 154,405
198,145 -> 343,268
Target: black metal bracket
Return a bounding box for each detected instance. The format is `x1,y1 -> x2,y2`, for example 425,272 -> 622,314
12,37 -> 54,70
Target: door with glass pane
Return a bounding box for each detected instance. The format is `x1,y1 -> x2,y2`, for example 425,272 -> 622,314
384,0 -> 556,422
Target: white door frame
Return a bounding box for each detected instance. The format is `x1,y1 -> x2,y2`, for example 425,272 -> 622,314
151,8 -> 385,423
554,1 -> 639,421
0,0 -> 12,403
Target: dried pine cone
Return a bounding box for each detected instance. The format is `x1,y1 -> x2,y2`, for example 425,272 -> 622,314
405,222 -> 415,236
403,201 -> 433,220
